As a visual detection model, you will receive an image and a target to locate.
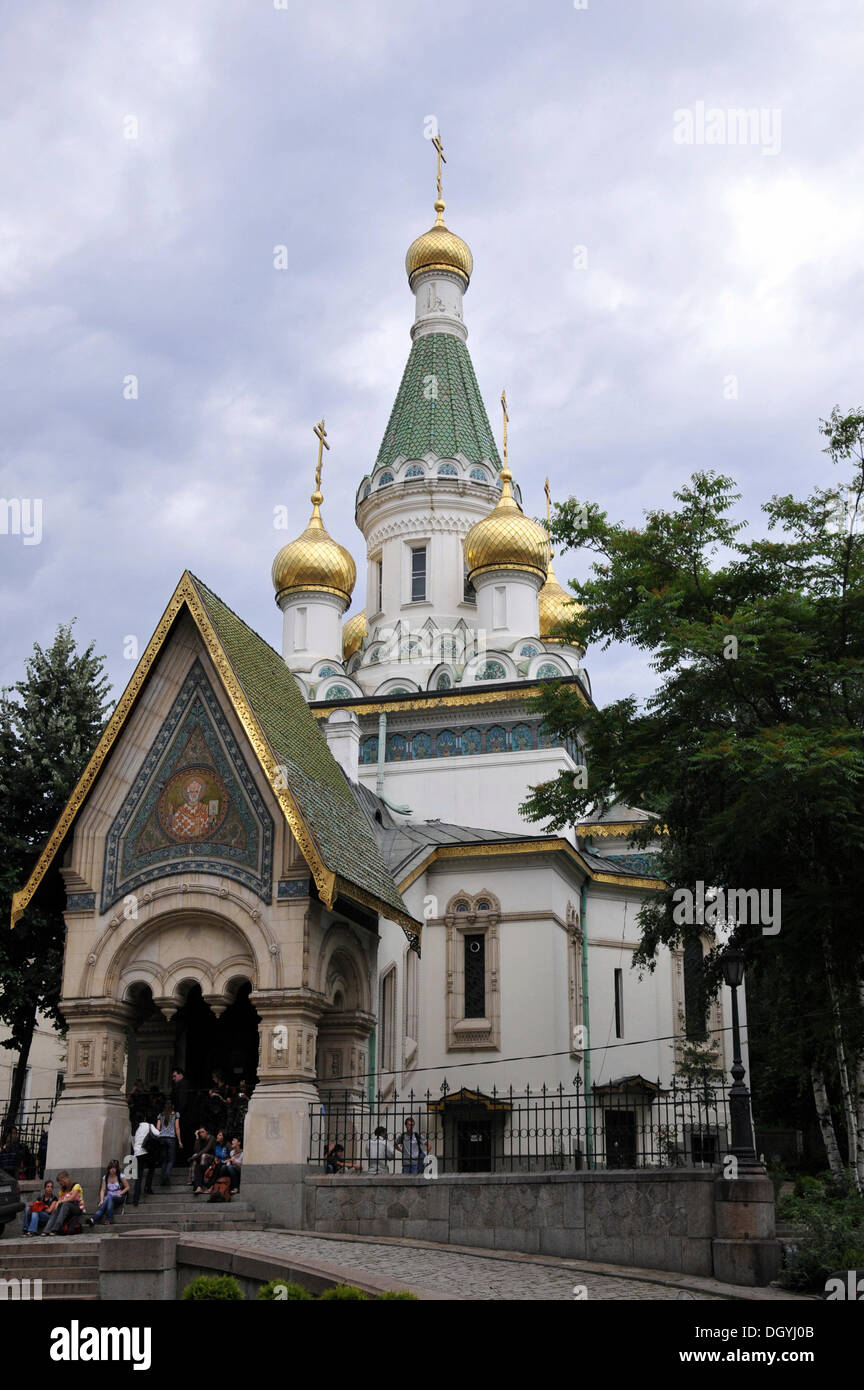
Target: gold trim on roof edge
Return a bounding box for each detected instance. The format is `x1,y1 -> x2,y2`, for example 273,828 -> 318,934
10,572 -> 419,939
397,838 -> 665,894
310,679 -> 589,718
579,822 -> 667,837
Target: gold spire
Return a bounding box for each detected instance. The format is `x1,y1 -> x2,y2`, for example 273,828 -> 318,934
538,475 -> 584,641
405,131 -> 473,287
272,420 -> 357,605
463,393 -> 551,583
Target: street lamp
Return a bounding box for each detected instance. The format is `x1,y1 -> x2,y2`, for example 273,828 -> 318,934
720,946 -> 763,1172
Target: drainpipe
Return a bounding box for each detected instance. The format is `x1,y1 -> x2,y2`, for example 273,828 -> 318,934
373,710 -> 412,814
376,713 -> 387,797
580,881 -> 593,1169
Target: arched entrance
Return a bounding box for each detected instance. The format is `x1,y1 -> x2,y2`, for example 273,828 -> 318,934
125,978 -> 260,1145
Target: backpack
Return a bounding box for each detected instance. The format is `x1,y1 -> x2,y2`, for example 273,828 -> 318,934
208,1176 -> 232,1203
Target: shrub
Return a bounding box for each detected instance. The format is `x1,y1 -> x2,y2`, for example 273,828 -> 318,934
793,1175 -> 825,1201
777,1209 -> 864,1292
317,1283 -> 371,1300
257,1279 -> 314,1300
376,1290 -> 419,1300
181,1274 -> 243,1301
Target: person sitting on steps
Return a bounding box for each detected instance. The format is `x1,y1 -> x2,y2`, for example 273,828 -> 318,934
88,1159 -> 130,1226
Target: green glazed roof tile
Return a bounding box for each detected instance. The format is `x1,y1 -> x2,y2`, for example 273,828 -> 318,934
376,333 -> 502,470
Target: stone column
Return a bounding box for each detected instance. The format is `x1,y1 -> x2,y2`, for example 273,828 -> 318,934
46,998 -> 135,1197
242,991 -> 325,1228
712,1173 -> 781,1285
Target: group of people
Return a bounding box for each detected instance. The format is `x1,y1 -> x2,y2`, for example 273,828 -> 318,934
127,1070 -> 250,1149
125,1067 -> 250,1200
18,1066 -> 253,1237
324,1117 -> 431,1174
21,1162 -> 129,1235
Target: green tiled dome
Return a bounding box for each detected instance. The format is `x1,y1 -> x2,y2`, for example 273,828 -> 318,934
376,333 -> 501,470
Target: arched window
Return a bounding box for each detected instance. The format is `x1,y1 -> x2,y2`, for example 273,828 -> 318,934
436,672 -> 451,690
520,644 -> 540,657
325,685 -> 353,700
362,483 -> 371,499
318,666 -> 340,678
470,467 -> 487,482
537,662 -> 564,679
437,462 -> 458,476
405,464 -> 424,478
378,471 -> 394,487
360,736 -> 378,765
477,660 -> 506,682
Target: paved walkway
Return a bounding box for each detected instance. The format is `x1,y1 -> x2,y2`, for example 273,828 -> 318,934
195,1229 -> 733,1300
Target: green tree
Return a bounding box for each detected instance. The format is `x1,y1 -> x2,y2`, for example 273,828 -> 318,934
0,624 -> 111,1139
522,408 -> 864,1185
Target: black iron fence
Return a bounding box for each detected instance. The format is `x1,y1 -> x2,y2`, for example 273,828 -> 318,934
0,1098 -> 57,1179
309,1077 -> 733,1174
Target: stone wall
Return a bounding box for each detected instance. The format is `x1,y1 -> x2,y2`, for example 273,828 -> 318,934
304,1169 -> 718,1277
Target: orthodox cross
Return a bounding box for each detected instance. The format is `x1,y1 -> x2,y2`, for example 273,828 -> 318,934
431,131 -> 446,205
313,418 -> 329,492
500,389 -> 509,468
544,476 -> 552,524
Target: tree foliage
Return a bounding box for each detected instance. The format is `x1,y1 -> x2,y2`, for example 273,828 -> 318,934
0,624 -> 111,1105
522,409 -> 864,1156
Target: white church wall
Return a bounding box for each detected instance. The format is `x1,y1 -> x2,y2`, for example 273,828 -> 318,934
362,745 -> 578,839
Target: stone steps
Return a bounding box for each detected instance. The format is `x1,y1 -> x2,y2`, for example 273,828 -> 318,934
0,1239 -> 100,1301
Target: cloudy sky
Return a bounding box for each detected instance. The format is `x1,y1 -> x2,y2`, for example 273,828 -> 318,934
1,0 -> 862,711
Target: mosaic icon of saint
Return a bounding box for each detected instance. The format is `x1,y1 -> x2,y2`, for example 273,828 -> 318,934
170,775 -> 218,840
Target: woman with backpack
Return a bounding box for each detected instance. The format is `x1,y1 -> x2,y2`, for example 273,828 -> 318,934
131,1116 -> 160,1205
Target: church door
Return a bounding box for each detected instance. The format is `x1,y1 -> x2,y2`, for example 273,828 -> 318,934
603,1109 -> 637,1168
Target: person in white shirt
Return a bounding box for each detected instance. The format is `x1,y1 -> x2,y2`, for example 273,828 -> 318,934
366,1126 -> 395,1174
131,1119 -> 159,1205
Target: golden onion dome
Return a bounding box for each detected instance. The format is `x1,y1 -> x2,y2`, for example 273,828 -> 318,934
406,200 -> 473,287
538,558 -> 583,642
272,490 -> 357,605
463,468 -> 551,583
342,608 -> 366,659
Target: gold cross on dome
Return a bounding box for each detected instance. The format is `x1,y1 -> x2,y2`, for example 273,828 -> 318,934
500,389 -> 509,467
313,418 -> 330,491
544,476 -> 552,524
432,132 -> 446,204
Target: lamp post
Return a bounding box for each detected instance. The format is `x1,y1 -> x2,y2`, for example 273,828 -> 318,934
720,946 -> 763,1173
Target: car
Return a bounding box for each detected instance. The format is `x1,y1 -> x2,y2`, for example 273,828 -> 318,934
0,1171 -> 24,1237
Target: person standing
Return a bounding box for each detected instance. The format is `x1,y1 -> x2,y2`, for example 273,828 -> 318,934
395,1117 -> 429,1174
131,1117 -> 159,1205
365,1126 -> 395,1174
171,1067 -> 193,1155
155,1100 -> 182,1185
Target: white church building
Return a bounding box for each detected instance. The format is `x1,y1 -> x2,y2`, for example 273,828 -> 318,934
13,154 -> 738,1194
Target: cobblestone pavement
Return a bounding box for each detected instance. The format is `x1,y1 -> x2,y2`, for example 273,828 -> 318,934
196,1230 -> 725,1300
